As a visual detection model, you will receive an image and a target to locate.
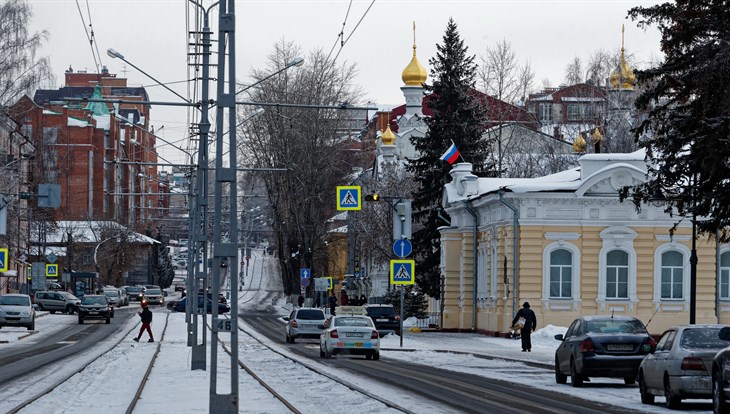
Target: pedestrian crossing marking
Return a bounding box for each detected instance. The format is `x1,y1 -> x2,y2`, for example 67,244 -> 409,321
336,186 -> 361,211
390,259 -> 415,285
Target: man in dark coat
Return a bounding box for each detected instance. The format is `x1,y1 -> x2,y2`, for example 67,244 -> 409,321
328,292 -> 337,316
297,294 -> 305,307
133,301 -> 154,342
511,301 -> 537,352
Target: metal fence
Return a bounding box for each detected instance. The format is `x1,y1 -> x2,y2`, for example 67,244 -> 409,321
409,312 -> 441,329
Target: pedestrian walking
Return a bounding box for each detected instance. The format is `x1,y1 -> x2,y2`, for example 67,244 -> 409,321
511,302 -> 537,352
340,290 -> 349,307
133,300 -> 154,343
297,294 -> 304,307
359,294 -> 367,306
328,292 -> 337,316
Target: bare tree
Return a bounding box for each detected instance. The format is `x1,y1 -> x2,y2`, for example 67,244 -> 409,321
564,56 -> 583,85
479,38 -> 534,105
237,39 -> 365,295
0,0 -> 54,106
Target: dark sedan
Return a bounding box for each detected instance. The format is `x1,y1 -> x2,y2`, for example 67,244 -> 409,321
169,295 -> 230,314
554,315 -> 656,387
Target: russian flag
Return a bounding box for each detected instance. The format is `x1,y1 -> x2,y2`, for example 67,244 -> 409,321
439,142 -> 461,165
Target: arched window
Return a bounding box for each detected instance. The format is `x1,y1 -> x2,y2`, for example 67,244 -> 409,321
720,251 -> 730,300
661,251 -> 684,299
606,250 -> 629,299
550,249 -> 572,298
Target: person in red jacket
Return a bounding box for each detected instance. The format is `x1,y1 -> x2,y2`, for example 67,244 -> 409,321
133,301 -> 154,343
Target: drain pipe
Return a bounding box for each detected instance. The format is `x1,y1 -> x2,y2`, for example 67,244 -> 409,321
499,190 -> 519,320
464,201 -> 479,332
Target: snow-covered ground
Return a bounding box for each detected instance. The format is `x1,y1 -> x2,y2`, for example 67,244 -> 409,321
0,249 -> 713,413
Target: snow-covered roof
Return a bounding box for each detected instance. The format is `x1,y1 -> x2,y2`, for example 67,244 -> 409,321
68,116 -> 90,127
561,97 -> 605,103
443,150 -> 647,204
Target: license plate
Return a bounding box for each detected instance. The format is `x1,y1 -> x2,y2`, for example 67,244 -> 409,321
607,344 -> 633,351
377,318 -> 389,322
345,332 -> 362,337
89,311 -> 99,315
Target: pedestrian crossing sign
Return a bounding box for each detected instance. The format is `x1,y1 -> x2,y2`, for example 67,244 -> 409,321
336,186 -> 361,211
0,248 -> 8,272
46,263 -> 59,278
390,260 -> 415,285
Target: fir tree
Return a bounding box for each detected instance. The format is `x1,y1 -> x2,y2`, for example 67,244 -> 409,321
622,1 -> 730,241
407,18 -> 496,297
384,286 -> 428,319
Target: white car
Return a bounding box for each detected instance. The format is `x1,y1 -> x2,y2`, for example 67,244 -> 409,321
0,294 -> 36,330
319,312 -> 380,360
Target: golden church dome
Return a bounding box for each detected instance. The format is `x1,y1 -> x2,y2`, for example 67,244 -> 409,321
590,127 -> 604,144
381,123 -> 396,145
573,132 -> 587,153
609,25 -> 636,90
401,22 -> 427,86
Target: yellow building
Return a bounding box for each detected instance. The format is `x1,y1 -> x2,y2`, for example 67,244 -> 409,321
440,152 -> 728,335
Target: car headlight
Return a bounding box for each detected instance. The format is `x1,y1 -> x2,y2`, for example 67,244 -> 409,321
20,311 -> 30,316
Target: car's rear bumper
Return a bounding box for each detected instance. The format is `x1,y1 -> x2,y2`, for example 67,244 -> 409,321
669,374 -> 712,398
580,354 -> 645,377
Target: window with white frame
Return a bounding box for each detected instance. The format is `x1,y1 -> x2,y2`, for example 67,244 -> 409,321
542,241 -> 581,304
652,242 -> 691,305
605,250 -> 629,299
550,249 -> 572,298
721,251 -> 730,300
661,251 -> 684,299
596,226 -> 638,309
491,245 -> 499,299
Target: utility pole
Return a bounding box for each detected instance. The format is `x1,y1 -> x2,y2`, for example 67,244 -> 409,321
210,1 -> 239,412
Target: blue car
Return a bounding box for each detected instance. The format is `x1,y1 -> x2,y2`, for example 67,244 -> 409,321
169,295 -> 230,314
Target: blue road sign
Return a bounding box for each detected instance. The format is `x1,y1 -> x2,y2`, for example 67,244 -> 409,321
336,186 -> 361,211
46,263 -> 59,278
0,248 -> 7,272
300,268 -> 311,279
301,277 -> 310,288
390,260 -> 415,285
393,239 -> 413,258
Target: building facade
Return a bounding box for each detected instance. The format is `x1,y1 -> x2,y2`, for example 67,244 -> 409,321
440,153 -> 727,335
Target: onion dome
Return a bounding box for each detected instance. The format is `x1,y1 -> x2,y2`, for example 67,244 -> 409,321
381,123 -> 396,145
590,127 -> 604,145
572,132 -> 587,153
401,22 -> 427,86
609,25 -> 636,90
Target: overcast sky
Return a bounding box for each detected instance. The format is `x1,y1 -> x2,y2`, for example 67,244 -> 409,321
28,0 -> 664,165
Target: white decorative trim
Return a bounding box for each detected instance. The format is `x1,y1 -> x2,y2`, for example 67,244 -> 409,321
542,242 -> 581,304
544,232 -> 581,241
596,227 -> 638,310
652,243 -> 691,307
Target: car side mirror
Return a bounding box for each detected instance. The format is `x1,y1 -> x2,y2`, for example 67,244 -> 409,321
554,334 -> 564,341
283,316 -> 290,321
32,304 -> 39,311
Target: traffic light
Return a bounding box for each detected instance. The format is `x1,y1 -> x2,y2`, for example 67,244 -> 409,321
365,193 -> 380,201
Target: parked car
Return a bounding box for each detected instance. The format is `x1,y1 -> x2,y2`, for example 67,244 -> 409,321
169,295 -> 230,314
118,287 -> 129,306
126,286 -> 146,302
77,294 -> 113,324
638,324 -> 729,408
284,307 -> 326,343
0,294 -> 36,330
363,304 -> 400,336
554,315 -> 656,387
143,287 -> 164,306
34,290 -> 80,314
174,282 -> 186,292
711,327 -> 730,414
320,313 -> 380,360
102,288 -> 126,307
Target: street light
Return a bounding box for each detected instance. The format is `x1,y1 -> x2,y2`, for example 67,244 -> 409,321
107,48 -> 190,104
235,56 -> 304,96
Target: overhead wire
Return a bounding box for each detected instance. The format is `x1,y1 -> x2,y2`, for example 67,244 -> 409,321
332,0 -> 376,64
84,0 -> 105,72
74,0 -> 100,73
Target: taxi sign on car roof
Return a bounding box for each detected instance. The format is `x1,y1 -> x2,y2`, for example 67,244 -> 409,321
337,305 -> 366,316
